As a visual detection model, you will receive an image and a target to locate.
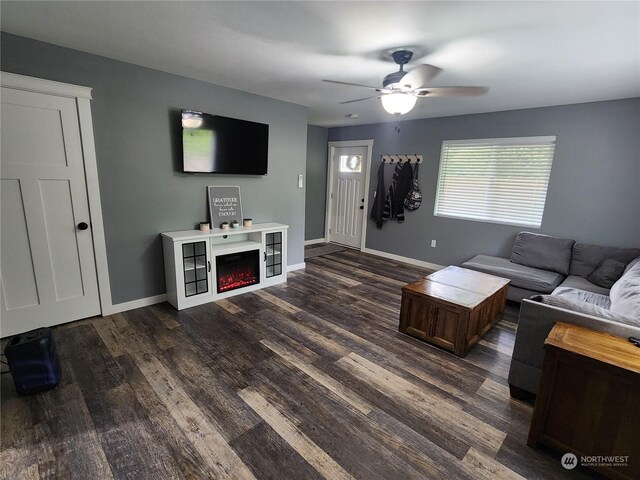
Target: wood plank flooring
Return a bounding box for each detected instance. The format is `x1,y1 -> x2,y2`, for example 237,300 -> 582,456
1,249 -> 600,479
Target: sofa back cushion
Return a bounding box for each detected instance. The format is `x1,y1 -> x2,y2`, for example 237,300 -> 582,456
510,232 -> 574,275
569,243 -> 640,277
609,260 -> 640,318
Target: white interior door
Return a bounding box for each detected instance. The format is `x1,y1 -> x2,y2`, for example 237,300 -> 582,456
329,146 -> 367,248
1,87 -> 100,337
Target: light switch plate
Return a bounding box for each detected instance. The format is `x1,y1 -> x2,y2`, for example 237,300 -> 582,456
298,174 -> 303,188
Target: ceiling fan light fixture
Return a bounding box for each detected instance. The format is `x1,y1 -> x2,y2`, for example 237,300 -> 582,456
381,93 -> 417,115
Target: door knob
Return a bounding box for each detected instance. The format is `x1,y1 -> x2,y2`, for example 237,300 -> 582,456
77,222 -> 89,230
359,206 -> 364,210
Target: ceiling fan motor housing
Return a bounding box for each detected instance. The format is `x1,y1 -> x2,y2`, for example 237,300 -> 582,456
391,50 -> 413,65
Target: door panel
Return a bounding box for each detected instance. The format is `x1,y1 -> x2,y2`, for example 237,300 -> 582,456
1,95 -> 74,167
1,87 -> 100,337
330,146 -> 367,248
40,179 -> 85,301
335,177 -> 360,237
0,179 -> 40,310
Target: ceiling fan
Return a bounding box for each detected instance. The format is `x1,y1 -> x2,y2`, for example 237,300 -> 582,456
323,50 -> 487,115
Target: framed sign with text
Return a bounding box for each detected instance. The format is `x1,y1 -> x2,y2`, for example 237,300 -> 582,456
207,186 -> 243,228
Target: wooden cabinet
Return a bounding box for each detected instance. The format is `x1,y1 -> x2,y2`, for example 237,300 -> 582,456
528,323 -> 640,480
162,223 -> 288,310
399,267 -> 509,357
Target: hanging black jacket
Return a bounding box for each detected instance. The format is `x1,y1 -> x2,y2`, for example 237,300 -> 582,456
370,162 -> 386,229
392,162 -> 414,223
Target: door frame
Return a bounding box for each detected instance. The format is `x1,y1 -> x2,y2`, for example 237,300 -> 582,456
324,140 -> 374,251
1,71 -> 113,315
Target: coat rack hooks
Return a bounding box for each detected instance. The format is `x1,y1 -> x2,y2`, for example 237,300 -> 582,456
381,154 -> 423,164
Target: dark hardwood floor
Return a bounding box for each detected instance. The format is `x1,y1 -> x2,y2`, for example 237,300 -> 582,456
1,250 -> 600,479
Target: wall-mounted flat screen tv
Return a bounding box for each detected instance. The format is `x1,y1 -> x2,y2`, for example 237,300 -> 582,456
182,110 -> 269,175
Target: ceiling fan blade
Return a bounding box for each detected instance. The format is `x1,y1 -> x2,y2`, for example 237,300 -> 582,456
414,86 -> 488,97
339,95 -> 382,105
322,79 -> 382,92
399,64 -> 442,90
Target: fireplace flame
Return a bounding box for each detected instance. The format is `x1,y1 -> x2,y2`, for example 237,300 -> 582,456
218,268 -> 259,293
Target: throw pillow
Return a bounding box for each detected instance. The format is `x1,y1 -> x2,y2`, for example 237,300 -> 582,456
587,258 -> 627,289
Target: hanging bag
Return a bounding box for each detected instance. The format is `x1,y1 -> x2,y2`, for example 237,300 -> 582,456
404,163 -> 422,211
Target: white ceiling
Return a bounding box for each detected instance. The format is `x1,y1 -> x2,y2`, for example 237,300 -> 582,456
2,1 -> 639,127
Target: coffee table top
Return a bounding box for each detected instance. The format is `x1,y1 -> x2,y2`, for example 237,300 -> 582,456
403,266 -> 510,310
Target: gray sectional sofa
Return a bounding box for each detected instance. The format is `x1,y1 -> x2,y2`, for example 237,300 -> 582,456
461,232 -> 640,398
462,232 -> 640,302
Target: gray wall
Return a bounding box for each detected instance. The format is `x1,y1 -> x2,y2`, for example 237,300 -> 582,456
328,99 -> 640,266
305,125 -> 328,240
1,33 -> 308,305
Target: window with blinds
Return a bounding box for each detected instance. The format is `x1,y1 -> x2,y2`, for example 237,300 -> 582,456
434,136 -> 556,228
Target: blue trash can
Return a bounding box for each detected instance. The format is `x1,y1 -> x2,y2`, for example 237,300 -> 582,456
4,327 -> 62,394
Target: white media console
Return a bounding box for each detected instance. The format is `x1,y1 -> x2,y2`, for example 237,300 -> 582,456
161,222 -> 288,310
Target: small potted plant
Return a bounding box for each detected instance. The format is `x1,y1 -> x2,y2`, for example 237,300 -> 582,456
231,219 -> 240,229
221,221 -> 229,231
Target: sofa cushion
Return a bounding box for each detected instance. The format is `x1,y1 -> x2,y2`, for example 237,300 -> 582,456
462,254 -> 563,293
569,243 -> 640,277
558,275 -> 611,296
551,287 -> 611,309
587,258 -> 627,288
510,232 -> 574,275
532,294 -> 640,328
609,261 -> 640,318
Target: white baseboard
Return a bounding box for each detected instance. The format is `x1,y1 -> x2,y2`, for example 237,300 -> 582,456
304,238 -> 326,246
361,248 -> 445,271
106,293 -> 167,315
287,262 -> 306,272
104,251 -> 435,316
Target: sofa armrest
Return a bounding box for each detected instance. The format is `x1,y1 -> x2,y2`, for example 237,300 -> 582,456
508,299 -> 640,396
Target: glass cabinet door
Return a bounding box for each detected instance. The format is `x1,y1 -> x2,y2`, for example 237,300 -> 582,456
182,241 -> 209,297
265,232 -> 282,278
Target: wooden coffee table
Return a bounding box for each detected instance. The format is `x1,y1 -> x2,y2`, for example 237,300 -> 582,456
398,266 -> 510,357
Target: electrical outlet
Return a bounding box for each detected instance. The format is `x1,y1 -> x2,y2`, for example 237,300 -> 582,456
430,240 -> 437,248
298,174 -> 303,188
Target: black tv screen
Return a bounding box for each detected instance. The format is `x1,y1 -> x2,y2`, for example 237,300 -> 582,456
182,110 -> 269,175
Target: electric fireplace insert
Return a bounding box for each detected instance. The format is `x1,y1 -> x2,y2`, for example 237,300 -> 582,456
216,250 -> 260,293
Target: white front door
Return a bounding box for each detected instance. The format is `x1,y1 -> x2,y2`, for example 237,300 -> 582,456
329,146 -> 367,248
1,87 -> 101,337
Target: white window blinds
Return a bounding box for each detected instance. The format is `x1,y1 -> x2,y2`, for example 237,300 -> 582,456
434,136 -> 556,228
